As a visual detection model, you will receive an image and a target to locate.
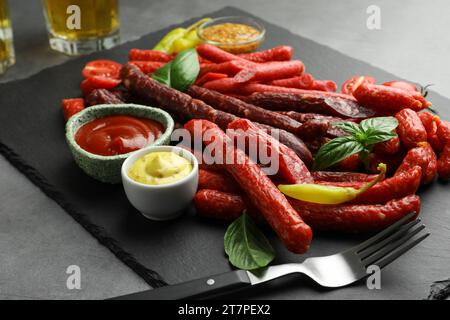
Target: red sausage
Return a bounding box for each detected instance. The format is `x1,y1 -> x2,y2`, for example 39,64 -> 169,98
185,119 -> 312,253
120,63 -> 314,164
234,60 -> 305,83
128,49 -> 173,62
241,84 -> 360,99
187,85 -> 305,135
310,80 -> 338,92
195,72 -> 228,86
195,189 -> 247,220
129,61 -> 165,74
312,171 -> 378,183
244,91 -> 375,119
437,142 -> 450,181
395,142 -> 437,184
291,195 -> 421,233
177,145 -> 224,172
198,167 -> 368,190
418,112 -> 445,153
199,46 -> 303,82
256,123 -> 313,167
373,136 -> 401,155
351,166 -> 422,204
334,153 -> 362,172
395,108 -> 428,149
367,151 -> 405,175
198,169 -> 241,193
296,120 -> 329,140
199,60 -> 248,77
238,46 -> 293,62
278,111 -> 345,123
194,190 -> 264,223
269,74 -> 336,93
279,111 -> 356,138
194,189 -> 421,233
197,44 -> 249,63
85,88 -> 124,106
353,83 -> 431,114
227,118 -> 313,184
269,74 -> 314,89
202,77 -> 244,93
437,119 -> 450,143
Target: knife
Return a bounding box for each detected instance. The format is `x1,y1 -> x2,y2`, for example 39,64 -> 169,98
109,264 -> 305,300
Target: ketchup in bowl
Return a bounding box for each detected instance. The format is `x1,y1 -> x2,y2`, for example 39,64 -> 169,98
75,115 -> 164,156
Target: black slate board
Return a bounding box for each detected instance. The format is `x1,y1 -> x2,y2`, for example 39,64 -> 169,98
0,7 -> 449,299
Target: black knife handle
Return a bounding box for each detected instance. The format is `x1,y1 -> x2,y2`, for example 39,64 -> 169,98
110,270 -> 252,300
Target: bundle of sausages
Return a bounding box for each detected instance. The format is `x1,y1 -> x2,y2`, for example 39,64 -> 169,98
72,44 -> 450,255
118,63 -> 424,254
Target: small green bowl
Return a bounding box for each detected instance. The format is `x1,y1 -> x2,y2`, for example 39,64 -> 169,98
65,104 -> 174,184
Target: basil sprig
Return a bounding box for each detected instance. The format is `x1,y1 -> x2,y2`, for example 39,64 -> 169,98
224,212 -> 275,270
152,62 -> 171,86
152,48 -> 200,92
313,116 -> 398,170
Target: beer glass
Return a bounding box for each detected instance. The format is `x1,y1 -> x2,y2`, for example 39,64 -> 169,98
42,0 -> 120,55
0,0 -> 15,74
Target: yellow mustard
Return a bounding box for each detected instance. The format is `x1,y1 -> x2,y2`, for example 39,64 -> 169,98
128,151 -> 192,185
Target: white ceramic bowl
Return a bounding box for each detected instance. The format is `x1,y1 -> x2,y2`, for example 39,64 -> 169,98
121,146 -> 199,220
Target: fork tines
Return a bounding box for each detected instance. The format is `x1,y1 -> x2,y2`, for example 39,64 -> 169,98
353,212 -> 430,269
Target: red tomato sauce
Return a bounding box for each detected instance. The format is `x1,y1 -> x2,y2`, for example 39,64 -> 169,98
75,115 -> 164,156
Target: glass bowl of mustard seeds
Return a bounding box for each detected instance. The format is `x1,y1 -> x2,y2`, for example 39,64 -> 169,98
197,16 -> 266,54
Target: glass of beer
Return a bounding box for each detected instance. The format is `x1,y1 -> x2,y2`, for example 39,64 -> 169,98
0,0 -> 15,74
42,0 -> 120,55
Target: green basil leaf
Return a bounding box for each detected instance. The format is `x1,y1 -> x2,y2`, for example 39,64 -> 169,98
312,135 -> 365,170
333,121 -> 362,135
152,61 -> 172,86
364,131 -> 397,145
170,48 -> 200,92
151,48 -> 200,91
360,116 -> 398,134
224,212 -> 275,270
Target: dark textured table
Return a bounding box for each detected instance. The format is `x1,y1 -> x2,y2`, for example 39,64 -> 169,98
0,0 -> 449,300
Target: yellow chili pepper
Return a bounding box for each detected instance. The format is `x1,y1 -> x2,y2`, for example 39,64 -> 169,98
153,18 -> 211,54
153,28 -> 186,53
171,38 -> 199,54
186,18 -> 211,33
278,163 -> 387,205
171,29 -> 203,53
185,29 -> 202,42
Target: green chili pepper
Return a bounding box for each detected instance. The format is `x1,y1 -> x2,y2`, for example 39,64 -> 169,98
278,163 -> 386,205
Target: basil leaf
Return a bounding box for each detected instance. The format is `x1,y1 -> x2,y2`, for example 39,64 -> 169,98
312,135 -> 365,170
151,48 -> 200,92
313,116 -> 398,170
170,48 -> 200,92
333,121 -> 362,135
224,212 -> 275,270
364,131 -> 397,145
359,116 -> 398,145
360,117 -> 398,134
152,62 -> 172,86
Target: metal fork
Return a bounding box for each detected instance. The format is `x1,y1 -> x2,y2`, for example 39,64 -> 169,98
112,212 -> 429,300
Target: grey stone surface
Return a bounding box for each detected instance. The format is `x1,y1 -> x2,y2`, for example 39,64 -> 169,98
0,158 -> 150,300
0,0 -> 449,299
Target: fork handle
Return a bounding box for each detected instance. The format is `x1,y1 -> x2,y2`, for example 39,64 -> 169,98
110,270 -> 252,300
